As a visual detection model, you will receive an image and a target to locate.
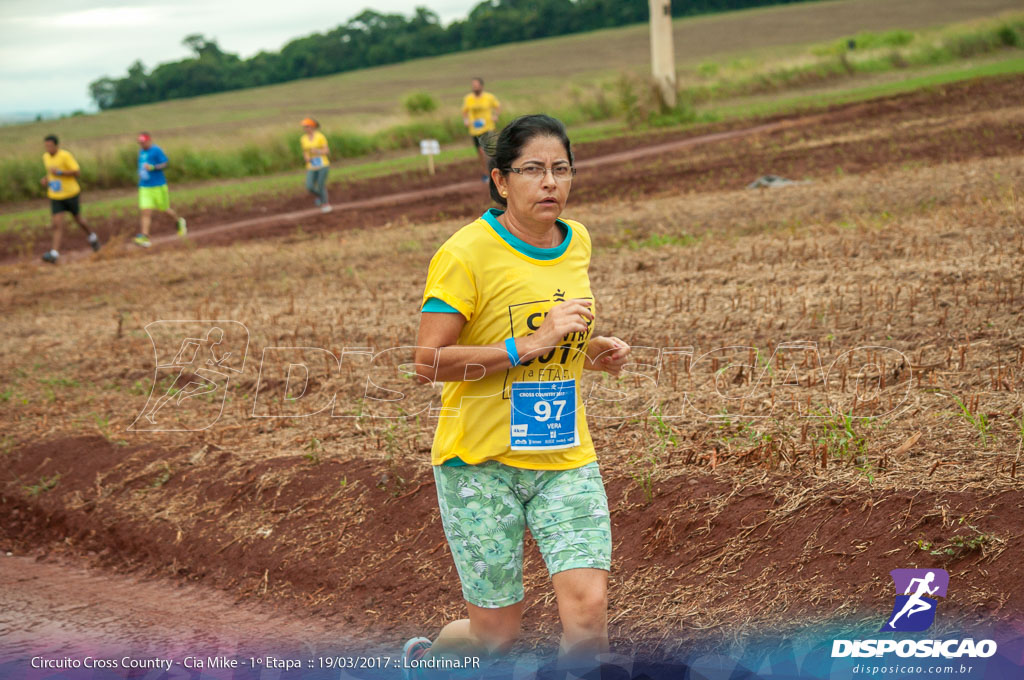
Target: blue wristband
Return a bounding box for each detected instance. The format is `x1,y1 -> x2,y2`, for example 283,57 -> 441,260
504,337 -> 520,367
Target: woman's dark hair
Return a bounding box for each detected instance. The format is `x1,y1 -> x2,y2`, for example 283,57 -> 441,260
44,134 -> 59,145
488,114 -> 573,207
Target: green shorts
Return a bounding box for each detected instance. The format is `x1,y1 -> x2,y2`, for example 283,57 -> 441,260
433,461 -> 611,609
139,185 -> 170,211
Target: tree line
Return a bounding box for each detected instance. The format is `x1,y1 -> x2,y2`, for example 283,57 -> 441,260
90,0 -> 814,109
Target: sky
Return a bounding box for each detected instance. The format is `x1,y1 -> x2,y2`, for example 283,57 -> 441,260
0,1 -> 479,117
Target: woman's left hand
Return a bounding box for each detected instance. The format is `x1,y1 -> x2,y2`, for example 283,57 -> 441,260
587,336 -> 630,376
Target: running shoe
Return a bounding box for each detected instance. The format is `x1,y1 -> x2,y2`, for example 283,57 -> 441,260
321,204 -> 333,213
88,233 -> 101,252
41,250 -> 58,264
401,637 -> 432,680
176,217 -> 187,237
133,234 -> 152,248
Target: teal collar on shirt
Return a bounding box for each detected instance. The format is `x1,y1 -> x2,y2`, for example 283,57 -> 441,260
482,209 -> 570,260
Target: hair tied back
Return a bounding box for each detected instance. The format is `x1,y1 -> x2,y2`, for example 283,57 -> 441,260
478,130 -> 499,158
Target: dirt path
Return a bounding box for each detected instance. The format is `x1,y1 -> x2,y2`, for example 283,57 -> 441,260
0,554 -> 366,667
43,116 -> 821,265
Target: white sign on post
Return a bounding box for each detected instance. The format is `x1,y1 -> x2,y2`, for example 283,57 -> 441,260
420,139 -> 440,175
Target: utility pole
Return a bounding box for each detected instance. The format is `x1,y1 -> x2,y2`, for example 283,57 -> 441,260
649,0 -> 677,109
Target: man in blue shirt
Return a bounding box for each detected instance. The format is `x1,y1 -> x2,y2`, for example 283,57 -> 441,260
134,132 -> 187,248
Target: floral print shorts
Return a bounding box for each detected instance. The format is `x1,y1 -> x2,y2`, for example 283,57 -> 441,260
433,460 -> 611,608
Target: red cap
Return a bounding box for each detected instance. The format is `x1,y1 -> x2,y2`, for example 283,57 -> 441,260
137,133 -> 152,143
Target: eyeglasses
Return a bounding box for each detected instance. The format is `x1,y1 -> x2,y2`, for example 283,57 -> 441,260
505,164 -> 576,181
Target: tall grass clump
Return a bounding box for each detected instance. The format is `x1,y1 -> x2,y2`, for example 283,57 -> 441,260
813,29 -> 916,56
0,157 -> 42,203
372,119 -> 463,151
403,92 -> 438,115
601,73 -> 701,128
689,17 -> 1024,101
996,24 -> 1022,48
88,147 -> 140,188
323,131 -> 376,159
905,19 -> 1024,66
567,84 -> 617,123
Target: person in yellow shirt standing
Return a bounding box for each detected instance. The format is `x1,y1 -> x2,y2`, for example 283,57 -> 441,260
461,77 -> 501,182
39,135 -> 100,264
300,118 -> 332,213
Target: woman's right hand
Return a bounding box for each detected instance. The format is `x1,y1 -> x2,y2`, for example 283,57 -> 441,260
528,299 -> 593,351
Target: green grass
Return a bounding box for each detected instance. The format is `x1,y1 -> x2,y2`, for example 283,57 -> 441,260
23,474 -> 60,496
627,233 -> 701,250
682,14 -> 1024,108
713,54 -> 1024,120
815,408 -> 878,482
950,393 -> 992,447
0,143 -> 481,234
3,50 -> 1023,237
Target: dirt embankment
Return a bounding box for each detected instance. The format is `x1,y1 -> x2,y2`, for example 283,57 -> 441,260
2,436 -> 1021,653
4,73 -> 1024,262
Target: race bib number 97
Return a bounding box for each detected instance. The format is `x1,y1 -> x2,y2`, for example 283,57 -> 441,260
510,379 -> 579,451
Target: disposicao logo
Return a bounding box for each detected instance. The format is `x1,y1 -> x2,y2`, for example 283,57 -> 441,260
882,568 -> 948,632
832,569 -> 998,659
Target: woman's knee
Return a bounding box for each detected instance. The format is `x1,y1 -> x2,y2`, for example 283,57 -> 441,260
554,570 -> 608,626
568,591 -> 607,627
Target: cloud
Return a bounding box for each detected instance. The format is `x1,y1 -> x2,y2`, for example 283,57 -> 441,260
0,0 -> 480,112
49,6 -> 165,29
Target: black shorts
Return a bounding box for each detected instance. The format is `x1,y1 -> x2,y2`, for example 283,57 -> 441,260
50,195 -> 81,216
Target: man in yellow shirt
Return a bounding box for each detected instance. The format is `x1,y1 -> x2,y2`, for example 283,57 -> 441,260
39,135 -> 100,264
461,77 -> 501,182
300,118 -> 332,212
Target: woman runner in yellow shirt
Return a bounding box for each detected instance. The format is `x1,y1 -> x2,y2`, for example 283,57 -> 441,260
405,114 -> 630,676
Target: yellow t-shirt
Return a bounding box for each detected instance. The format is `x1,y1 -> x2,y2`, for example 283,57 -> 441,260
300,131 -> 330,170
422,209 -> 596,470
461,92 -> 500,136
42,149 -> 81,200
